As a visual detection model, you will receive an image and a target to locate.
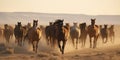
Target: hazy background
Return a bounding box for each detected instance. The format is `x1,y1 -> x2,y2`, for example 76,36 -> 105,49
0,0 -> 120,25
0,12 -> 120,25
0,0 -> 120,15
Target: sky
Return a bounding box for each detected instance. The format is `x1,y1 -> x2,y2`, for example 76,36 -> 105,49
0,0 -> 120,15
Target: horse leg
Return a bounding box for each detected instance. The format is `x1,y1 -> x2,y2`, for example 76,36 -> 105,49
35,40 -> 39,53
53,38 -> 56,48
72,38 -> 75,48
81,39 -> 83,48
58,40 -> 62,52
90,37 -> 92,48
93,36 -> 98,48
46,36 -> 50,45
20,37 -> 22,46
105,36 -> 108,43
76,38 -> 78,49
32,41 -> 35,52
83,38 -> 86,47
18,38 -> 20,46
62,40 -> 66,54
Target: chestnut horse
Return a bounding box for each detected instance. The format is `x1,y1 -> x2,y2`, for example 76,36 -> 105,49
87,19 -> 100,48
25,20 -> 42,53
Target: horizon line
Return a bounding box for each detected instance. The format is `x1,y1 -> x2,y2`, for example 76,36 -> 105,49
0,11 -> 120,16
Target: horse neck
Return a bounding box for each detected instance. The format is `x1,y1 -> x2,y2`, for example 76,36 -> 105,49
57,25 -> 63,32
33,25 -> 37,29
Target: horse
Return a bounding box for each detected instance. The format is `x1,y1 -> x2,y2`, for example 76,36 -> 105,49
3,24 -> 14,44
79,23 -> 87,47
0,27 -> 3,39
25,20 -> 42,53
100,25 -> 109,43
87,18 -> 100,48
70,23 -> 80,49
14,22 -> 25,46
45,22 -> 54,46
53,19 -> 69,54
108,25 -> 115,43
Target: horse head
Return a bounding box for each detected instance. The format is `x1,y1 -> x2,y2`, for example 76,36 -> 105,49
4,24 -> 8,29
49,22 -> 53,26
54,19 -> 64,27
80,23 -> 86,30
17,22 -> 22,27
104,24 -> 108,29
91,18 -> 96,25
33,20 -> 38,27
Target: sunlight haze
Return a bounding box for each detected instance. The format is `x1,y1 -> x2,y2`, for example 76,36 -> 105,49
0,0 -> 120,15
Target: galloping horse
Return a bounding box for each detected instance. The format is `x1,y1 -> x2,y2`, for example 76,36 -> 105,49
54,19 -> 69,54
70,23 -> 80,49
100,25 -> 109,43
108,25 -> 115,43
0,27 -> 3,38
87,19 -> 100,48
45,22 -> 53,46
3,24 -> 14,44
14,22 -> 25,46
25,20 -> 42,53
79,23 -> 87,47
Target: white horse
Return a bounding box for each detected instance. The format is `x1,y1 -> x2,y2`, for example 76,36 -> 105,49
70,23 -> 80,49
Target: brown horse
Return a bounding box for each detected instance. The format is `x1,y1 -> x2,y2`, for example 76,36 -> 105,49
25,20 -> 42,53
64,23 -> 70,38
14,22 -> 25,46
3,24 -> 14,44
87,19 -> 100,48
100,25 -> 109,43
45,22 -> 52,45
45,22 -> 56,47
108,25 -> 115,43
54,19 -> 69,54
0,27 -> 3,38
70,23 -> 80,49
79,23 -> 87,47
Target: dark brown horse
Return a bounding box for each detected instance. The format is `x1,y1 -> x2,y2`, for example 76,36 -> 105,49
54,19 -> 69,54
100,25 -> 109,43
14,22 -> 25,46
0,27 -> 3,39
45,22 -> 56,47
25,20 -> 42,53
87,19 -> 100,48
108,25 -> 115,43
79,23 -> 87,47
3,24 -> 14,44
